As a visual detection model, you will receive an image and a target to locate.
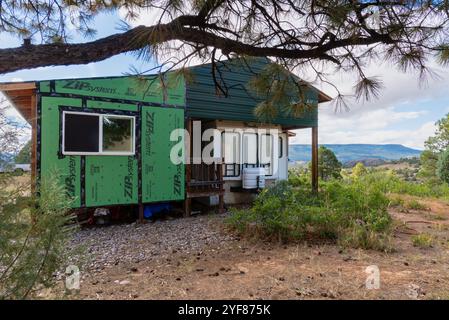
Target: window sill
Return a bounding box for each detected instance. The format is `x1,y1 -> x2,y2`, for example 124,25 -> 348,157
62,152 -> 135,156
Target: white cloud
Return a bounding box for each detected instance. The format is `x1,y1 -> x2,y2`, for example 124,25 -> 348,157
320,107 -> 425,131
316,59 -> 449,111
320,120 -> 435,150
10,77 -> 24,82
118,7 -> 164,26
291,109 -> 437,149
289,58 -> 449,149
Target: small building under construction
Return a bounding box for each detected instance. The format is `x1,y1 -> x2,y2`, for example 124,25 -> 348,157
0,58 -> 330,220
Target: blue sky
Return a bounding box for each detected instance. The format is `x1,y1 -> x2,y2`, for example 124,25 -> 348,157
1,10 -> 448,150
0,12 -> 157,82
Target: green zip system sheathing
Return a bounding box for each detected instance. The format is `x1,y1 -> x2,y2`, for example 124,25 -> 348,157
38,74 -> 185,208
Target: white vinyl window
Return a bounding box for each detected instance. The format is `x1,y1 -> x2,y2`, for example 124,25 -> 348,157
278,136 -> 283,158
62,111 -> 135,156
259,134 -> 273,176
222,132 -> 240,177
242,132 -> 258,167
222,132 -> 240,164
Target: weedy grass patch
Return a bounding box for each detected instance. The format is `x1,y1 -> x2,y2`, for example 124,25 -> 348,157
411,233 -> 434,248
405,199 -> 428,211
388,195 -> 405,208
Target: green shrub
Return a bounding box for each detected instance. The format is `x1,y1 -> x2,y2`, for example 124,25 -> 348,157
359,169 -> 449,199
390,180 -> 449,198
288,167 -> 310,187
227,175 -> 393,251
227,167 -> 449,251
351,162 -> 367,179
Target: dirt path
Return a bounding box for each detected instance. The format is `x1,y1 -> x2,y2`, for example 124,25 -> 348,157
65,197 -> 449,300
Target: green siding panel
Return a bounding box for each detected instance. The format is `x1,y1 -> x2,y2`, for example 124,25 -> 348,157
52,75 -> 185,105
54,76 -> 163,103
86,100 -> 138,112
141,106 -> 184,203
40,95 -> 185,209
40,96 -> 82,207
85,156 -> 138,207
39,81 -> 51,93
185,58 -> 318,127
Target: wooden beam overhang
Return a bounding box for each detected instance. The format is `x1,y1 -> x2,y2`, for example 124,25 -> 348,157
0,82 -> 37,125
1,81 -> 38,193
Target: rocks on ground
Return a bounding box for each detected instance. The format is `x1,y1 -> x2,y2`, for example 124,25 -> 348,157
70,215 -> 236,272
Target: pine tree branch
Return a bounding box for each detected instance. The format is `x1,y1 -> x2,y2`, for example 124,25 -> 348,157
0,13 -> 396,74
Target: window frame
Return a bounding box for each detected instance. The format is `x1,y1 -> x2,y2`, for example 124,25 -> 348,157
278,136 -> 283,159
259,133 -> 274,177
62,111 -> 136,156
221,131 -> 241,178
242,132 -> 258,169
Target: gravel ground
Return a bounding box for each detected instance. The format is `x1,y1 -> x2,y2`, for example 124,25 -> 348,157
70,214 -> 237,272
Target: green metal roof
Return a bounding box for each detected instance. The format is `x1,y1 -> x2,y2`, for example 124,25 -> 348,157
185,58 -> 330,128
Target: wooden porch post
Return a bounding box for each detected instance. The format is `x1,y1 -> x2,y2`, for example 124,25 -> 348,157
138,204 -> 144,223
311,126 -> 318,193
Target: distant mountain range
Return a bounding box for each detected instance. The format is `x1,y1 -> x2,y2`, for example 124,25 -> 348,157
289,144 -> 422,163
0,153 -> 14,170
0,153 -> 13,163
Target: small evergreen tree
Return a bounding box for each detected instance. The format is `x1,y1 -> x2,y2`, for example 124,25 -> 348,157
425,115 -> 449,153
14,140 -> 31,164
419,113 -> 449,184
418,150 -> 440,184
437,149 -> 449,184
317,146 -> 342,181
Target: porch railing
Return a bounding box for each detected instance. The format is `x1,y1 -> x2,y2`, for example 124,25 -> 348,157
184,160 -> 225,215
